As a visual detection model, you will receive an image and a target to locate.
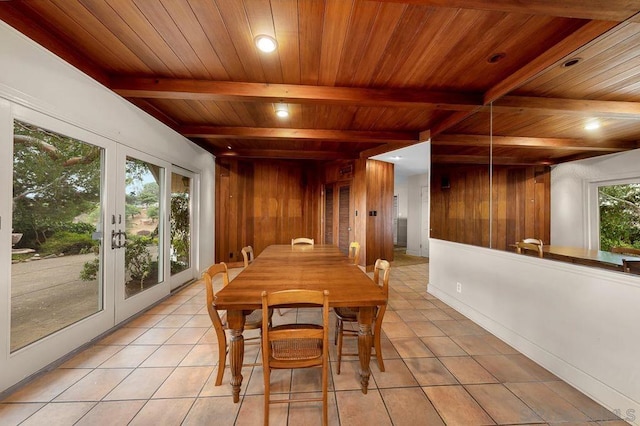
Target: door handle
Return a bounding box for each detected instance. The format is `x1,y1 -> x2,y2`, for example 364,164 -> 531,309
111,230 -> 127,249
111,230 -> 119,249
118,230 -> 127,248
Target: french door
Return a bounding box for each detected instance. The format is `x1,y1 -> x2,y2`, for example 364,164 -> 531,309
2,104 -> 116,390
1,104 -> 180,390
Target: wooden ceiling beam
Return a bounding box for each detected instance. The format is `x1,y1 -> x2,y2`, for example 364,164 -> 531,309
493,96 -> 640,119
431,154 -> 548,166
180,126 -> 418,143
433,134 -> 638,151
110,76 -> 482,110
359,142 -> 420,159
214,149 -> 356,161
373,0 -> 640,21
430,109 -> 483,137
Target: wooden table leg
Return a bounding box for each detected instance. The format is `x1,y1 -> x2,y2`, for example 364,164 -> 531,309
357,306 -> 375,394
226,310 -> 246,403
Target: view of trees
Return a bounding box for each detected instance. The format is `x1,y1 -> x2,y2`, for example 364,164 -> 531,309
13,120 -> 101,254
13,120 -> 192,293
599,183 -> 640,251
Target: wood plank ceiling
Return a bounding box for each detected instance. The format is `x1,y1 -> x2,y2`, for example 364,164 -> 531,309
2,0 -> 640,165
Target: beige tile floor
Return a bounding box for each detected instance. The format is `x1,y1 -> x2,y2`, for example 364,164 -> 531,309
0,263 -> 630,425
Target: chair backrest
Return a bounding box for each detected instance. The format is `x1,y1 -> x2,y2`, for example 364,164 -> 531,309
202,263 -> 230,342
611,246 -> 640,256
241,245 -> 254,267
291,237 -> 314,246
373,259 -> 391,295
515,238 -> 543,258
622,259 -> 640,274
348,241 -> 360,265
261,289 -> 329,368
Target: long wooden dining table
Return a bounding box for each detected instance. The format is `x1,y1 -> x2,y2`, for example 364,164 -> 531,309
213,244 -> 387,403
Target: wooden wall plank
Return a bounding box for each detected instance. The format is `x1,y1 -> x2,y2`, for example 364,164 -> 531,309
431,164 -> 550,250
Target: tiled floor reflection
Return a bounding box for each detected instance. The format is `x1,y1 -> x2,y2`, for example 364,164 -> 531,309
0,263 -> 629,425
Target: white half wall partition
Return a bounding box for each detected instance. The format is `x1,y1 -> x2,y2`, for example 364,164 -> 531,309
429,239 -> 640,425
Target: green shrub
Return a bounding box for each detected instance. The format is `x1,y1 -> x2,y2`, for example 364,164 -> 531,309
39,231 -> 96,256
126,235 -> 152,286
80,258 -> 100,281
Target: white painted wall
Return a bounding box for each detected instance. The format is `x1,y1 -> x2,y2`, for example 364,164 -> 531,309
429,239 -> 640,425
551,148 -> 640,248
395,181 -> 408,219
406,172 -> 429,257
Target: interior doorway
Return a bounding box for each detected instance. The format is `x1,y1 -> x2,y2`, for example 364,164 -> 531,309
323,182 -> 352,254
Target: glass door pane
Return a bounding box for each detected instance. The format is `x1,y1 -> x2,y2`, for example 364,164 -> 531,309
123,157 -> 164,298
170,172 -> 191,275
11,120 -> 104,352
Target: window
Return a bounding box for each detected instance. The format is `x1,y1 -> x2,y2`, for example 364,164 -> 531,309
598,182 -> 640,251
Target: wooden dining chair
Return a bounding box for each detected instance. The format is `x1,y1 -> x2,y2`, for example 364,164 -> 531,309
348,241 -> 360,266
261,289 -> 329,426
515,238 -> 544,258
241,245 -> 254,268
203,262 -> 267,386
291,237 -> 314,245
622,259 -> 640,274
334,259 -> 390,374
611,246 -> 640,256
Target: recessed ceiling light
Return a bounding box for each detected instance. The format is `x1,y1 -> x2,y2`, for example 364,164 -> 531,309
255,35 -> 277,53
487,52 -> 506,64
585,120 -> 600,130
562,57 -> 582,68
227,145 -> 232,150
390,156 -> 402,160
274,103 -> 289,118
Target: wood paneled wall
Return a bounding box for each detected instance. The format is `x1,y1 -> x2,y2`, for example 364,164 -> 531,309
215,157 -> 395,269
353,159 -> 395,267
430,164 -> 550,250
365,160 -> 395,266
492,165 -> 551,250
215,158 -> 321,263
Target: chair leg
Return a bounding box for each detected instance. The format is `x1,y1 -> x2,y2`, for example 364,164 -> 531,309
277,308 -> 285,316
322,359 -> 328,426
336,320 -> 344,375
373,309 -> 385,372
263,366 -> 270,426
334,317 -> 341,345
373,328 -> 385,372
215,341 -> 227,386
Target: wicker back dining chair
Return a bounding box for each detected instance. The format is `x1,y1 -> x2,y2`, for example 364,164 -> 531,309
261,289 -> 329,426
291,237 -> 314,246
241,245 -> 254,268
515,238 -> 544,258
334,258 -> 390,374
348,241 -> 360,266
203,262 -> 266,386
